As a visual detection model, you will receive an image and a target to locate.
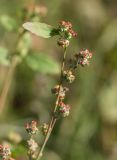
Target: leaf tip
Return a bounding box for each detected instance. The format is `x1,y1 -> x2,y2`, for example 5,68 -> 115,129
22,22 -> 30,30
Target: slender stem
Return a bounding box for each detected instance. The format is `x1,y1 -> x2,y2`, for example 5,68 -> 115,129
0,30 -> 24,115
54,47 -> 67,112
37,118 -> 57,160
0,0 -> 36,116
36,47 -> 67,160
0,56 -> 18,115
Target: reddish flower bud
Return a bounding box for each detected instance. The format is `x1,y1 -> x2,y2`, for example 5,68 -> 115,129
68,29 -> 77,37
75,49 -> 93,67
57,39 -> 70,48
59,21 -> 72,30
25,120 -> 38,135
58,102 -> 70,117
51,85 -> 69,100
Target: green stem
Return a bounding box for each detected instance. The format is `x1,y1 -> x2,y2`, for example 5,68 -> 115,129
0,0 -> 36,116
0,56 -> 18,116
36,47 -> 67,160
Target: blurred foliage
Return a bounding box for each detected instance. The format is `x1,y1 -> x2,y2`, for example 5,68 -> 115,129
0,0 -> 117,160
0,47 -> 9,66
25,52 -> 60,74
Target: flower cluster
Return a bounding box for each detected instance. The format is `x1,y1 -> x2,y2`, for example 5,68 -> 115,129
57,20 -> 77,48
25,120 -> 38,135
51,85 -> 69,100
27,139 -> 38,157
59,21 -> 77,38
57,102 -> 70,117
75,49 -> 92,67
25,120 -> 39,159
0,145 -> 13,160
69,49 -> 93,69
51,22 -> 93,121
63,70 -> 75,83
57,39 -> 69,48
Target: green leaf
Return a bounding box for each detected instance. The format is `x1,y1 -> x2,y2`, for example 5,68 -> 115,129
23,22 -> 56,38
0,15 -> 18,31
0,47 -> 10,66
25,53 -> 60,74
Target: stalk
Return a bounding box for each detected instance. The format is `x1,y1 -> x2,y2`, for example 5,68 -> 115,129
0,56 -> 18,115
37,47 -> 67,160
0,0 -> 36,115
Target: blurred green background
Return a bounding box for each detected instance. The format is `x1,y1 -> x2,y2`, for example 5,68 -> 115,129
0,0 -> 117,160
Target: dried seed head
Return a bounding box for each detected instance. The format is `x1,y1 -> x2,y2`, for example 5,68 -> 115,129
25,120 -> 38,135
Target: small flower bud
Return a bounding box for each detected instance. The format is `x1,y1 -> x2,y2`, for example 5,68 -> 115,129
68,29 -> 77,37
41,123 -> 49,136
63,70 -> 75,83
79,58 -> 89,66
27,138 -> 38,153
75,49 -> 92,67
59,21 -> 72,31
57,102 -> 70,117
51,85 -> 69,100
58,20 -> 77,40
57,39 -> 69,48
25,120 -> 38,135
